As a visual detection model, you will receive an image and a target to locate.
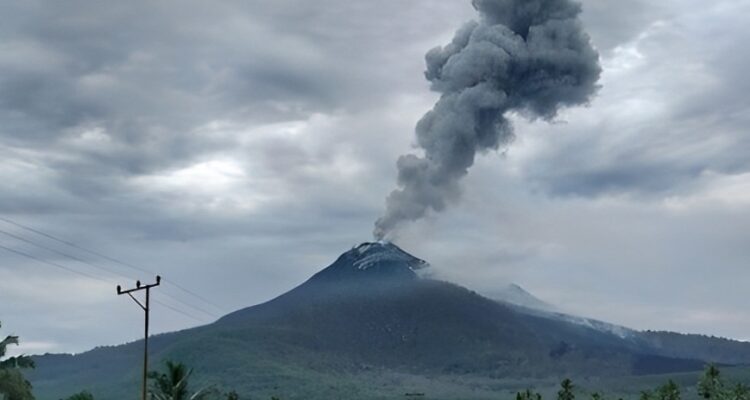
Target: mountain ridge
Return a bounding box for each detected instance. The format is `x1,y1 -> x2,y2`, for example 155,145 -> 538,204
26,242 -> 750,400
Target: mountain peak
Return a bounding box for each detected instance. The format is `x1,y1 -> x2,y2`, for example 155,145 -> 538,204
351,241 -> 428,271
309,241 -> 428,283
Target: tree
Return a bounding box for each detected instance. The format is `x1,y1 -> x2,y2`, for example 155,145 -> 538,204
148,361 -> 212,400
0,321 -> 35,400
225,391 -> 239,400
558,378 -> 575,400
657,380 -> 680,400
699,365 -> 725,400
591,392 -> 603,400
63,391 -> 95,400
517,389 -> 542,400
729,384 -> 750,400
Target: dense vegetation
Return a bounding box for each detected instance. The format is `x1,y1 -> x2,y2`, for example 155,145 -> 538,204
0,321 -> 35,400
54,363 -> 750,400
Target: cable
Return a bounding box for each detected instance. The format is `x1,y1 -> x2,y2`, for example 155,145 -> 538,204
0,227 -> 137,282
0,241 -> 211,323
0,216 -> 225,315
153,298 -> 205,323
161,278 -> 224,313
159,284 -> 218,318
0,216 -> 153,274
0,242 -> 112,284
0,223 -> 219,319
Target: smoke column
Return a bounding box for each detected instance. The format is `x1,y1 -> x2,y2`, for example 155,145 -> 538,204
374,0 -> 601,239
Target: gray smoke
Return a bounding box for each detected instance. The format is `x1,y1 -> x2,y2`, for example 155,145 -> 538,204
374,0 -> 601,239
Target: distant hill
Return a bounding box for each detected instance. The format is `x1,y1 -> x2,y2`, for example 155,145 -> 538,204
27,242 -> 750,400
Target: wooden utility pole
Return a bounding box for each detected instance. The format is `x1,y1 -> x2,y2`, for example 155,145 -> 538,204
117,276 -> 161,400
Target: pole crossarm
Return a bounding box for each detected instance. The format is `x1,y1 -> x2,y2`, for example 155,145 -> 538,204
126,292 -> 146,310
117,279 -> 161,295
117,275 -> 161,400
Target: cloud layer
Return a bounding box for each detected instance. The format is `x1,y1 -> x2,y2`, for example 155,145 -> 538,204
1,0 -> 750,354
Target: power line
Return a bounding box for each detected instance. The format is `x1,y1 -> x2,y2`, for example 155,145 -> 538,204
153,298 -> 205,323
162,278 -> 223,313
0,242 -> 112,284
0,227 -> 219,319
0,241 -> 211,323
0,216 -> 153,275
0,216 -> 225,315
160,286 -> 218,319
0,227 -> 137,282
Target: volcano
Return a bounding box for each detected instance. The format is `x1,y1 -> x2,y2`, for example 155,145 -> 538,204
28,243 -> 750,400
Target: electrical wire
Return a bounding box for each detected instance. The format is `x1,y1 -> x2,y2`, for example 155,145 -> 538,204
0,240 -> 215,324
0,227 -> 136,282
0,216 -> 224,317
0,242 -> 112,285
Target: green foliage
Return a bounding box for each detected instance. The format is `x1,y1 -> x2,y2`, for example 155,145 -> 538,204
699,365 -> 725,400
729,383 -> 750,400
0,370 -> 35,400
62,391 -> 94,400
148,361 -> 212,400
656,380 -> 680,400
0,321 -> 35,400
517,388 -> 542,400
224,391 -> 239,400
558,378 -> 575,400
0,322 -> 35,370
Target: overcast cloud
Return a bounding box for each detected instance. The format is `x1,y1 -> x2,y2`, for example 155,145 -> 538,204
1,0 -> 749,356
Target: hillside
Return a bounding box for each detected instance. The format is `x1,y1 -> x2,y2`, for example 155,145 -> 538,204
27,242 -> 750,400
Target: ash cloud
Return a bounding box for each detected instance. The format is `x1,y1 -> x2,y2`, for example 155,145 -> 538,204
374,0 -> 601,239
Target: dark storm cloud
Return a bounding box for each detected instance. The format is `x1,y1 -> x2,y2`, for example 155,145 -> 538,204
2,0 -> 750,354
0,0 -> 460,212
522,0 -> 750,197
374,0 -> 601,238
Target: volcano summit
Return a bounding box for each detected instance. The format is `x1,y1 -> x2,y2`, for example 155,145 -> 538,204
28,243 -> 750,400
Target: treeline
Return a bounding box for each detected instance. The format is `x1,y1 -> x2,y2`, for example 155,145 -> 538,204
2,320 -> 749,400
39,363 -> 750,400
517,366 -> 749,400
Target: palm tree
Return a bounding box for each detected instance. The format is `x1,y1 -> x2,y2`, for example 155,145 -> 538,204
0,321 -> 35,400
148,361 -> 211,400
0,322 -> 34,370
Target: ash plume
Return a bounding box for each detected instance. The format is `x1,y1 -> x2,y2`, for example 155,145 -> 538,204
374,0 -> 601,239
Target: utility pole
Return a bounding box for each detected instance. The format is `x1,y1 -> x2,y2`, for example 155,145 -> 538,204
117,276 -> 161,400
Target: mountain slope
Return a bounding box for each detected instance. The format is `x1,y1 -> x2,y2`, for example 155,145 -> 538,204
486,284 -> 558,312
27,242 -> 750,400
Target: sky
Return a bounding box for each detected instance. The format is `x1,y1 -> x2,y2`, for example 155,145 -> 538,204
1,0 -> 749,355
